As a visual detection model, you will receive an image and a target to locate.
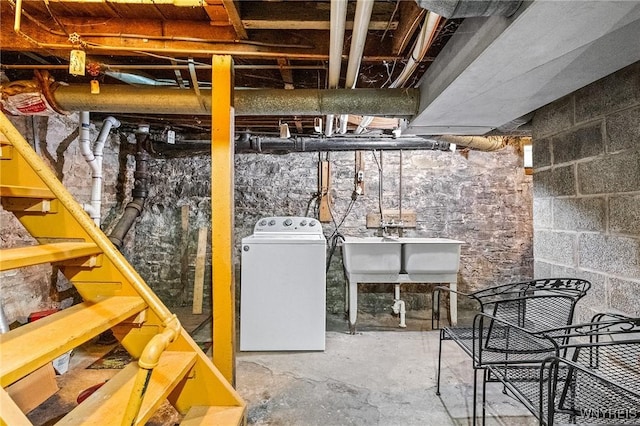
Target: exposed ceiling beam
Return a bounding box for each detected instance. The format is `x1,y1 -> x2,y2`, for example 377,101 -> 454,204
220,0 -> 247,39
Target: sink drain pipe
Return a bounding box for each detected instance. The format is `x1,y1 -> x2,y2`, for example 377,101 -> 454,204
108,125 -> 151,249
392,284 -> 407,328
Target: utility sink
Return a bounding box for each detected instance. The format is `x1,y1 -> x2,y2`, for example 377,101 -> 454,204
342,237 -> 401,276
342,236 -> 465,331
400,238 -> 464,274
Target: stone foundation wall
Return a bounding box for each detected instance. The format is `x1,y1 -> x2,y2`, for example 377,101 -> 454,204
532,61 -> 640,322
1,113 -> 534,325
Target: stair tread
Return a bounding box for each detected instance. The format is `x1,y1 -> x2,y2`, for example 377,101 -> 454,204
182,405 -> 245,426
0,296 -> 146,387
57,351 -> 197,426
0,184 -> 54,199
0,242 -> 102,272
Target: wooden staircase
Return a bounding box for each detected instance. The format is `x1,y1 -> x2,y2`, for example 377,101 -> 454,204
0,112 -> 245,425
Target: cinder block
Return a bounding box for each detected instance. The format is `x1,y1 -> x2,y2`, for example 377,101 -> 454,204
575,63 -> 640,123
606,106 -> 640,153
552,123 -> 604,165
533,166 -> 576,198
553,197 -> 605,231
533,137 -> 552,169
578,151 -> 640,194
533,261 -> 554,279
608,277 -> 640,316
610,195 -> 640,236
533,198 -> 552,229
579,233 -> 640,277
532,95 -> 574,139
534,230 -> 576,266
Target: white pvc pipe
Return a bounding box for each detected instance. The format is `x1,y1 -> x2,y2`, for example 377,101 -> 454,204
326,0 -> 348,137
79,113 -> 120,226
392,284 -> 407,328
356,11 -> 440,134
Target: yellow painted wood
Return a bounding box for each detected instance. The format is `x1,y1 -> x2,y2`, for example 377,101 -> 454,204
211,55 -> 236,384
1,197 -> 57,213
0,184 -> 54,199
57,351 -> 197,426
0,296 -> 146,387
181,405 -> 245,426
0,242 -> 101,272
0,388 -> 31,426
0,112 -> 246,420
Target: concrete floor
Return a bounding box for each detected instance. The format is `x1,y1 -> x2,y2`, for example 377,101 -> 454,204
27,309 -> 537,425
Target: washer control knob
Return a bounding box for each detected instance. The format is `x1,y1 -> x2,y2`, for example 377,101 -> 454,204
268,219 -> 276,226
300,220 -> 307,226
283,218 -> 293,226
309,220 -> 317,227
259,220 -> 267,226
243,245 -> 250,252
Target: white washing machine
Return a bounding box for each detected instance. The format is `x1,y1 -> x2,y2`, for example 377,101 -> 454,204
240,216 -> 326,351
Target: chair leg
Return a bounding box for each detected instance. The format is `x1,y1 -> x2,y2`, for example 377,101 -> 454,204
436,329 -> 444,395
472,368 -> 478,426
482,368 -> 488,426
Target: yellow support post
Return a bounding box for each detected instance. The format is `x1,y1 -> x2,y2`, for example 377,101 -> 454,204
211,55 -> 236,384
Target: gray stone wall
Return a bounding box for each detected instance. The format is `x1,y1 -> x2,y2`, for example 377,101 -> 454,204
235,147 -> 533,317
532,61 -> 640,322
1,113 -> 534,326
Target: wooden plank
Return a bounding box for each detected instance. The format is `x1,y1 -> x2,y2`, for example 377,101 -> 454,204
366,209 -> 417,229
220,0 -> 248,39
182,405 -> 245,426
0,242 -> 101,272
57,351 -> 196,425
192,226 -> 208,315
0,387 -> 32,425
318,161 -> 332,223
0,296 -> 146,387
180,205 -> 190,306
392,1 -> 426,55
0,185 -> 54,200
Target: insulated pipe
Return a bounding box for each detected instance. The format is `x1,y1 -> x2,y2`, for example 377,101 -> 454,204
52,85 -> 419,117
436,135 -> 504,151
108,125 -> 150,249
234,135 -> 451,153
326,0 -> 348,136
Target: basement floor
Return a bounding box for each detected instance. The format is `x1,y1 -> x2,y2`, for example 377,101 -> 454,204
27,308 -> 537,426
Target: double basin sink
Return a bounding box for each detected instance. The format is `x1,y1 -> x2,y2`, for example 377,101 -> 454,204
342,237 -> 464,279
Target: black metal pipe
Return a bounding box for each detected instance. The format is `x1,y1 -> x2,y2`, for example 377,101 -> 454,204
108,128 -> 151,249
235,135 -> 451,153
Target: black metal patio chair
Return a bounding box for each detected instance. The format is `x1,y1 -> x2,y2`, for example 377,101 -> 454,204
433,278 -> 591,424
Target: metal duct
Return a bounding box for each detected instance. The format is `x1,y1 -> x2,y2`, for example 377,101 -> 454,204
415,0 -> 523,18
52,85 -> 419,117
235,135 -> 451,153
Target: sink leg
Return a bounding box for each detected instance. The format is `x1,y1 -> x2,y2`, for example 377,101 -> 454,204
348,280 -> 358,334
449,281 -> 458,326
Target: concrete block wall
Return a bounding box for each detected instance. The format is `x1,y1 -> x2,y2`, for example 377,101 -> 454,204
532,62 -> 640,322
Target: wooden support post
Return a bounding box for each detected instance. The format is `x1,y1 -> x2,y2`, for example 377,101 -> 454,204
318,160 -> 331,223
192,226 -> 208,315
179,205 -> 190,306
211,55 -> 236,384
